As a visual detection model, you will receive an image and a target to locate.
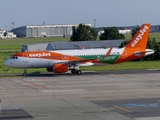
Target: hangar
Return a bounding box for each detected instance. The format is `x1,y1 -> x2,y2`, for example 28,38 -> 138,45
47,40 -> 124,50
22,42 -> 49,52
22,40 -> 124,52
11,24 -> 91,38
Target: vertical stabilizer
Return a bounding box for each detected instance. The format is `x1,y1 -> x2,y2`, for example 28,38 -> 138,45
115,24 -> 151,64
125,24 -> 150,50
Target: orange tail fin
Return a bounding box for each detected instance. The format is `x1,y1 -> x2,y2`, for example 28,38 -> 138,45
125,24 -> 151,50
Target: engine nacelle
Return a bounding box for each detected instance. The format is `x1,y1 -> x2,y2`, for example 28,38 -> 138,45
47,63 -> 68,73
46,67 -> 54,72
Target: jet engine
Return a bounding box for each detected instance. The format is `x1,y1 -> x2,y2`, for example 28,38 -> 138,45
47,63 -> 68,73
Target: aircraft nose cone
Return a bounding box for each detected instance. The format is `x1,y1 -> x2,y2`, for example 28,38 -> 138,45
4,60 -> 11,67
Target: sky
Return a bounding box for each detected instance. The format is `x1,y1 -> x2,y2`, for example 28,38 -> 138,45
0,0 -> 160,30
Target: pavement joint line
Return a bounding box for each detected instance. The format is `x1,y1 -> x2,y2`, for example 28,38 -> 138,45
114,106 -> 132,113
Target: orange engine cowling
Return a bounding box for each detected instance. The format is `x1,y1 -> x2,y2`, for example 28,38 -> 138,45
47,63 -> 68,73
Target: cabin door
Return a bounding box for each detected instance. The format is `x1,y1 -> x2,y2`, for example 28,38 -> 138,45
23,53 -> 28,63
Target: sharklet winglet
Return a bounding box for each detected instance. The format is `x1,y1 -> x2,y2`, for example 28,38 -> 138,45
106,47 -> 113,57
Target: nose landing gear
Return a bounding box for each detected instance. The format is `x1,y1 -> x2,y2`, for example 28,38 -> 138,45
23,68 -> 27,76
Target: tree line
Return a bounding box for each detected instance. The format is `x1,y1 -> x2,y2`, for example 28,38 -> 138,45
70,24 -> 160,61
70,23 -> 124,41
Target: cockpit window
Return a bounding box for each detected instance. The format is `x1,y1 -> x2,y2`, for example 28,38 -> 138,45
10,56 -> 18,59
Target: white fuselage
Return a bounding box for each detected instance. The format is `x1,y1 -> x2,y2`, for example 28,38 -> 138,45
4,48 -> 123,68
4,48 -> 154,69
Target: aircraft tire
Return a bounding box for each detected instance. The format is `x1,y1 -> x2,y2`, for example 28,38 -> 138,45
76,70 -> 82,75
71,69 -> 77,74
23,73 -> 27,76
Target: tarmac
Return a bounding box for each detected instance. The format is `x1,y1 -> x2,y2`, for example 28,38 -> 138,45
0,69 -> 160,120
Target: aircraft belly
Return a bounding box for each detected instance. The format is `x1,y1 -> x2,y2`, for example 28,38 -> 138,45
30,58 -> 49,68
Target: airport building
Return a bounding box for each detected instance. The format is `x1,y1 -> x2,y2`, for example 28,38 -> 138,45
97,25 -> 160,35
11,23 -> 91,38
0,30 -> 16,39
9,22 -> 160,38
22,40 -> 124,52
22,42 -> 49,52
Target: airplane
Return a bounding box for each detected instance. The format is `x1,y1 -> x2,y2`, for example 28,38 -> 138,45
4,23 -> 154,76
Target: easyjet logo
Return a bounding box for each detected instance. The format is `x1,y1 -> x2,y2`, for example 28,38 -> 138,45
29,52 -> 51,57
131,25 -> 149,47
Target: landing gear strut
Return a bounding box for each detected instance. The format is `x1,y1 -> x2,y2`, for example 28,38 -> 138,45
23,68 -> 27,76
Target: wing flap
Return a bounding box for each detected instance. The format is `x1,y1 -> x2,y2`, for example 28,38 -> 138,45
57,58 -> 99,66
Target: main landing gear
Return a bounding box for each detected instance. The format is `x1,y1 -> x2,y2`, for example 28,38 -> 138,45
23,68 -> 27,76
71,69 -> 82,75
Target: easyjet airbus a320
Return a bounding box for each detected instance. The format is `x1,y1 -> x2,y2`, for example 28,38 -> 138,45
4,24 -> 154,75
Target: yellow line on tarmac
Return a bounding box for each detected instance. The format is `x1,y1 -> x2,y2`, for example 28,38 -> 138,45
158,100 -> 160,102
114,106 -> 132,113
0,76 -> 21,78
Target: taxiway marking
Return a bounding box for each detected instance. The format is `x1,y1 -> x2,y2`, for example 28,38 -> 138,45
20,78 -> 49,89
114,106 -> 132,113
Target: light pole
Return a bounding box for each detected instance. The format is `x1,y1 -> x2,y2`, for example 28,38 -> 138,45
94,19 -> 96,28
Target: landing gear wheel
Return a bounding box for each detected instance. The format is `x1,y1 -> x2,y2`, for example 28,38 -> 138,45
23,73 -> 27,76
76,70 -> 82,75
71,69 -> 77,74
23,69 -> 27,76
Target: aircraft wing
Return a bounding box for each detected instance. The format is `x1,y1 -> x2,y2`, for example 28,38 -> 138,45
57,58 -> 99,66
